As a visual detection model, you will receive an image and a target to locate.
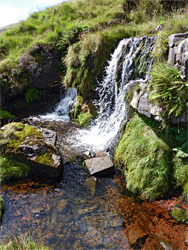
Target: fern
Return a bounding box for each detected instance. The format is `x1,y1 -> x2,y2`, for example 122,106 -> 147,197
149,63 -> 188,117
25,88 -> 40,103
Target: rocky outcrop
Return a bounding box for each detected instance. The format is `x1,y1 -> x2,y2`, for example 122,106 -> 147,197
130,32 -> 188,124
168,32 -> 188,79
0,122 -> 63,178
130,81 -> 162,121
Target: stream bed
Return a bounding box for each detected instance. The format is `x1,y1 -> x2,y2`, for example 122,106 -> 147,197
0,121 -> 187,250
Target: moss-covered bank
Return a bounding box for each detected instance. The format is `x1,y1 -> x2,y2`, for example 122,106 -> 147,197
115,113 -> 188,201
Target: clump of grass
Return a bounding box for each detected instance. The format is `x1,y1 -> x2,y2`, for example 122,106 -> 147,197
0,233 -> 50,250
149,62 -> 188,117
115,114 -> 171,200
0,155 -> 30,182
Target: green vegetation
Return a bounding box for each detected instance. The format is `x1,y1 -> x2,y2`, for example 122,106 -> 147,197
0,196 -> 4,223
172,127 -> 188,202
149,62 -> 188,117
0,122 -> 43,155
1,0 -> 188,113
0,109 -> 15,120
0,233 -> 50,250
0,155 -> 30,182
115,113 -> 188,201
78,113 -> 92,127
72,95 -> 93,127
35,152 -> 55,167
115,114 -> 171,200
171,206 -> 188,224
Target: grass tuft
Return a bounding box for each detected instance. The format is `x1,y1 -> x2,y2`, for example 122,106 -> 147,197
115,114 -> 171,200
0,233 -> 50,250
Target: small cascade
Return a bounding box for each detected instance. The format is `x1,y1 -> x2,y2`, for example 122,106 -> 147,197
31,36 -> 155,153
35,87 -> 77,122
70,36 -> 155,151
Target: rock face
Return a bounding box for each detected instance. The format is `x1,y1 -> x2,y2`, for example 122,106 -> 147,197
130,32 -> 188,125
0,122 -> 63,178
84,156 -> 115,177
130,82 -> 162,121
168,32 -> 188,79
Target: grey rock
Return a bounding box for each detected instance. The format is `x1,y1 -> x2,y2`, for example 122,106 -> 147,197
154,25 -> 163,33
84,156 -> 115,177
40,128 -> 57,146
130,82 -> 162,122
168,33 -> 188,79
168,32 -> 188,48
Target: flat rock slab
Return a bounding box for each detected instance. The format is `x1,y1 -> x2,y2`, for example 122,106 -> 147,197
84,156 -> 115,177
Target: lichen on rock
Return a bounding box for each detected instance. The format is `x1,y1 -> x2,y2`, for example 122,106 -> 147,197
0,122 -> 63,178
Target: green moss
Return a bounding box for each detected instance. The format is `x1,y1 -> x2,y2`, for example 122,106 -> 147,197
0,109 -> 15,120
74,103 -> 82,118
0,122 -> 43,155
0,155 -> 30,182
171,207 -> 188,224
183,183 -> 188,201
34,152 -> 55,167
78,113 -> 92,127
115,114 -> 171,200
0,196 -> 4,223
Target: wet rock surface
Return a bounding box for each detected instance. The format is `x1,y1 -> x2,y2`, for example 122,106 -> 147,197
0,122 -> 62,178
84,156 -> 115,177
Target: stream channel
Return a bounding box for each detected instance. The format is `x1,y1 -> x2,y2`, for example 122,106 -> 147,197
1,37 -> 188,249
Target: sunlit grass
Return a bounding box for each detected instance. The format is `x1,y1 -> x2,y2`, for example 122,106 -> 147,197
0,233 -> 50,250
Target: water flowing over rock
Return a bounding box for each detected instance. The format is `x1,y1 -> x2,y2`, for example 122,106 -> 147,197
34,87 -> 77,122
69,36 -> 155,152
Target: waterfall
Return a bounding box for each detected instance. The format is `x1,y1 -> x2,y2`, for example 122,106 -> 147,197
69,36 -> 155,151
35,87 -> 77,121
32,36 -> 155,152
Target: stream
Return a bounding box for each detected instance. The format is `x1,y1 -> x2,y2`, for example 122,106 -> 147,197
0,37 -> 188,249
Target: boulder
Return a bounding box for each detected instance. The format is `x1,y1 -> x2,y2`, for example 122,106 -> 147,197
84,156 -> 115,177
168,32 -> 188,79
0,122 -> 63,178
130,81 -> 162,122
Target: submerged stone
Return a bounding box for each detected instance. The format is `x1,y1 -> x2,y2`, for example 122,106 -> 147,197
84,156 -> 115,177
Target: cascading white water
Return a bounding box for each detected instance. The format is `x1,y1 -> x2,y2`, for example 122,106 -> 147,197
34,87 -> 77,121
32,36 -> 155,153
68,36 -> 155,151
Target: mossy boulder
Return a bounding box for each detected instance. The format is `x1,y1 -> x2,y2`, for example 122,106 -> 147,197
115,114 -> 171,200
0,122 -> 63,178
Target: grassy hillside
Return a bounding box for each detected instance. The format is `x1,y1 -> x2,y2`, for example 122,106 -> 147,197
0,0 -> 188,120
